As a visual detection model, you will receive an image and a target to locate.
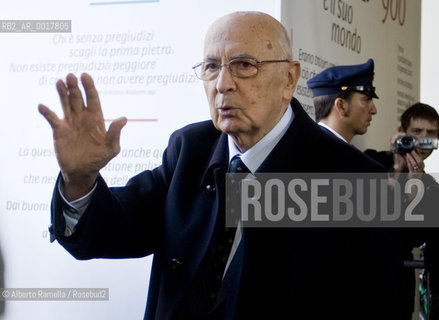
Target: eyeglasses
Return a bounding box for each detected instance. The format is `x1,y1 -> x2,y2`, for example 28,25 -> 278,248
192,58 -> 291,81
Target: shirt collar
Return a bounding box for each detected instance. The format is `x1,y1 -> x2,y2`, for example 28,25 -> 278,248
318,122 -> 348,143
228,105 -> 294,173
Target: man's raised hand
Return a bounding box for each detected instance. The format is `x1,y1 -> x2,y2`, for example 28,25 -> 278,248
38,73 -> 127,200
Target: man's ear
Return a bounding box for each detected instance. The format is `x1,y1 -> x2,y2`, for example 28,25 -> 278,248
283,61 -> 301,101
334,97 -> 348,118
398,126 -> 405,133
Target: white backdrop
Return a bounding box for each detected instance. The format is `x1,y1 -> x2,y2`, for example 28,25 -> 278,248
0,1 -> 278,319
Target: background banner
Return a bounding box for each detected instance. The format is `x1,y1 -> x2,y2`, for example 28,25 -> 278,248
282,0 -> 421,150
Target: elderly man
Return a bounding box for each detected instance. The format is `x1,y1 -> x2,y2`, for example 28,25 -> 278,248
307,59 -> 378,143
40,11 -> 407,319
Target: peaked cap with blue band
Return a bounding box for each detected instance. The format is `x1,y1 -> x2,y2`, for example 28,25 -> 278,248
307,58 -> 378,99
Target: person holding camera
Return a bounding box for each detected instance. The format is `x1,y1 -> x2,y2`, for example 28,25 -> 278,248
307,59 -> 378,143
365,103 -> 439,174
365,103 -> 439,320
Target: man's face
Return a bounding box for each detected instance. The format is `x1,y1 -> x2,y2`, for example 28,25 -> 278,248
405,118 -> 439,159
202,13 -> 299,150
344,92 -> 377,136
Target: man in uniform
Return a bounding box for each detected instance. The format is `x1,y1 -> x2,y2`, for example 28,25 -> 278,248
307,59 -> 378,143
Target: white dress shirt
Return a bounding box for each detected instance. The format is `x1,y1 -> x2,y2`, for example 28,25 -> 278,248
223,106 -> 293,274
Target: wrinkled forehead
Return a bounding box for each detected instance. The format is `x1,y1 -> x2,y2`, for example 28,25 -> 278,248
203,12 -> 283,59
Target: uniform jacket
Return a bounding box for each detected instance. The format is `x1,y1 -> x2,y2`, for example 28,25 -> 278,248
50,98 -> 408,319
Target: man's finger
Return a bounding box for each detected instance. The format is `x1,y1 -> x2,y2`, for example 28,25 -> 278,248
410,150 -> 425,171
66,73 -> 85,114
56,79 -> 71,120
81,73 -> 102,115
411,150 -> 423,162
38,104 -> 60,129
406,153 -> 422,172
106,117 -> 128,152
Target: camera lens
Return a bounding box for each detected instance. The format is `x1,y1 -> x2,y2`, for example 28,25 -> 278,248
393,135 -> 416,154
400,136 -> 415,147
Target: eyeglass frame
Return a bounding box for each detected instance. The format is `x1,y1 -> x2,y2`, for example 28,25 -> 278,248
192,58 -> 291,81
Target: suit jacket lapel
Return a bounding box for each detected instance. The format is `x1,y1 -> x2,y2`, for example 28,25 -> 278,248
193,131 -> 229,268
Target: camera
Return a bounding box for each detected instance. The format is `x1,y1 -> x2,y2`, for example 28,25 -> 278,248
393,135 -> 438,154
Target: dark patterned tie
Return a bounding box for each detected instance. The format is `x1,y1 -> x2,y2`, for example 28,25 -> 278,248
229,155 -> 250,174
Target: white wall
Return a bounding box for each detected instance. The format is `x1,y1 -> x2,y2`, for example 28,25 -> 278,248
0,1 -> 279,319
421,0 -> 439,173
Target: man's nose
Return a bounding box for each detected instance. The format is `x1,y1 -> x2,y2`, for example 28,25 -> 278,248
215,65 -> 236,93
370,101 -> 377,114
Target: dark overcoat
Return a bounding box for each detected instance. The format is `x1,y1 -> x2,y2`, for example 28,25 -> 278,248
50,98 -> 409,319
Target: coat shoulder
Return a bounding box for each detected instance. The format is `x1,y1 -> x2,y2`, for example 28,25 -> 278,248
317,127 -> 385,173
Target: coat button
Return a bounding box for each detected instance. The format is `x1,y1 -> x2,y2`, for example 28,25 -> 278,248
170,258 -> 183,271
205,184 -> 216,193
